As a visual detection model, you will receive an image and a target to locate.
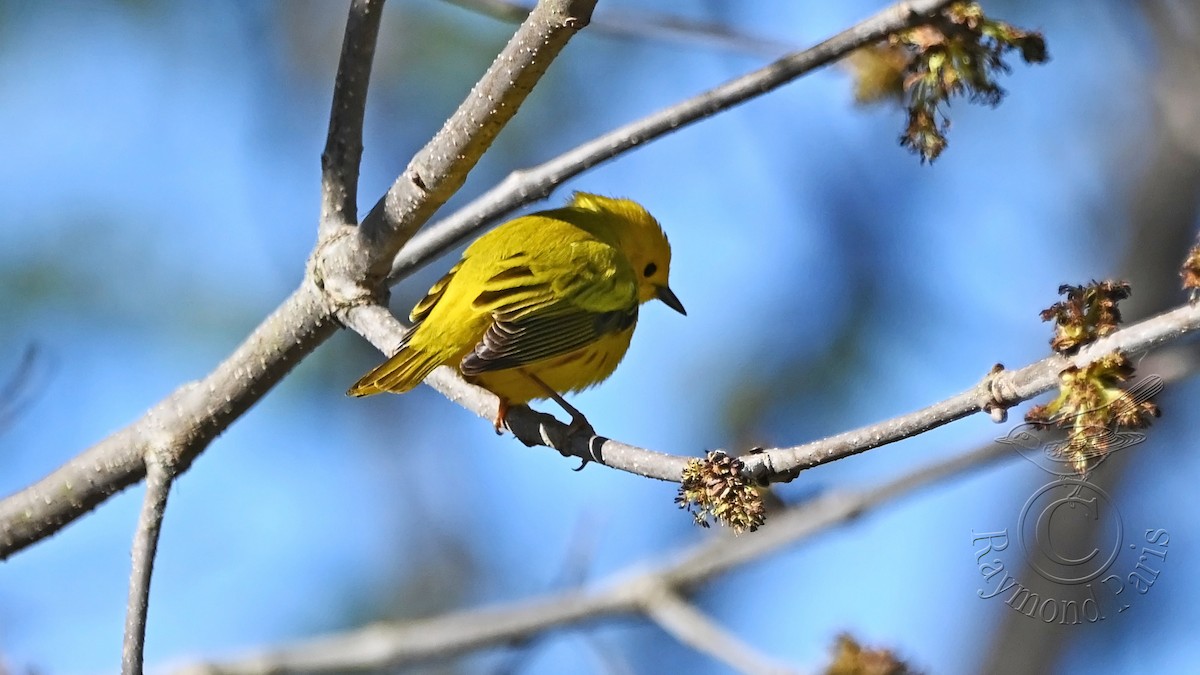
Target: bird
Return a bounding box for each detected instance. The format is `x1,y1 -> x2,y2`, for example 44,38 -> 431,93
348,192 -> 685,433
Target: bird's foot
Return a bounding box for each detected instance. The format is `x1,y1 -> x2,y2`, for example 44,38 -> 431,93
560,407 -> 597,472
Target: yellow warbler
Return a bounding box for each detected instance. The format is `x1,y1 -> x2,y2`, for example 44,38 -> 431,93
348,192 -> 685,431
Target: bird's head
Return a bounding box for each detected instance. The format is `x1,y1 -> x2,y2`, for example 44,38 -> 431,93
571,192 -> 686,315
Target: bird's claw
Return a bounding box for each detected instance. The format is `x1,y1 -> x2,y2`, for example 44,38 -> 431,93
562,412 -> 596,471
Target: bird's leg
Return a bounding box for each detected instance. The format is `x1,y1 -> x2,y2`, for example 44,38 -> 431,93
520,371 -> 596,470
494,397 -> 510,435
522,371 -> 594,436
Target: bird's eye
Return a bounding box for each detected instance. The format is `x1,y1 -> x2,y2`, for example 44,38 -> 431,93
643,262 -> 657,277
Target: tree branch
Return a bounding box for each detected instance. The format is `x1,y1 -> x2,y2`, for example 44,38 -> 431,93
387,0 -> 957,283
182,318 -> 1197,674
122,459 -> 173,674
643,588 -> 798,675
178,423 -> 1015,673
348,290 -> 1200,486
445,0 -> 797,58
0,345 -> 39,436
0,285 -> 336,559
319,0 -> 385,235
0,0 -> 594,561
764,298 -> 1200,475
342,0 -> 598,286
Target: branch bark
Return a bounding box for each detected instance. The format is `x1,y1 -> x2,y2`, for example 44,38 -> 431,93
122,460 -> 173,674
319,0 -> 385,235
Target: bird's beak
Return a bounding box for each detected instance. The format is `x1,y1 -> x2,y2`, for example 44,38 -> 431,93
656,285 -> 687,316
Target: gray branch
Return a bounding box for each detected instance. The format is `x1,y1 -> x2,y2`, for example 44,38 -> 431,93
445,0 -> 798,58
0,286 -> 337,559
122,459 -> 173,674
177,425 -> 1016,673
347,294 -> 1200,485
319,0 -> 385,234
643,588 -> 800,675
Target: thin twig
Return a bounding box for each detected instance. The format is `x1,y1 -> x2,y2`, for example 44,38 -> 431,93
387,0 -> 956,283
177,426 -> 1016,673
319,0 -> 385,235
346,296 -> 1200,485
122,459 -> 173,675
0,345 -> 39,436
644,587 -> 799,675
445,0 -> 797,57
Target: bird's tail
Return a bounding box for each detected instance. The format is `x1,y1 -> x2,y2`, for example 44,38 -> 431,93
347,346 -> 444,397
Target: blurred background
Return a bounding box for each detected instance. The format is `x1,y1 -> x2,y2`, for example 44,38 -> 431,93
2,0 -> 1199,673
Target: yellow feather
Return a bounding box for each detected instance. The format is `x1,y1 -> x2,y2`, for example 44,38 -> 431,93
347,193 -> 685,428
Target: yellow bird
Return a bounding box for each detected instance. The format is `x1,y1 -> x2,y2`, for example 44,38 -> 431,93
348,192 -> 686,431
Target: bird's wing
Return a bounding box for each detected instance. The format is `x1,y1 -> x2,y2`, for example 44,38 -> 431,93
460,240 -> 638,375
409,260 -> 463,325
460,304 -> 637,375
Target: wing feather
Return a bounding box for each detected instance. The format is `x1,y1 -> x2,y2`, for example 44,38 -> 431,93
460,239 -> 639,375
409,261 -> 463,324
461,305 -> 637,375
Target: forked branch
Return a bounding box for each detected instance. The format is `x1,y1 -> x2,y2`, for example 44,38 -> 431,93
0,0 -> 595,561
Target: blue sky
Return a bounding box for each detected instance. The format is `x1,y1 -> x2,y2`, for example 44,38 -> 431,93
2,2 -> 1197,673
